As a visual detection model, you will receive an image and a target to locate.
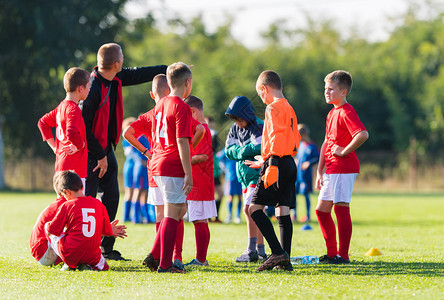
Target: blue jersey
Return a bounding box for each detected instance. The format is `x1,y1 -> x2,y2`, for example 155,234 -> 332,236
296,141 -> 319,194
123,139 -> 138,188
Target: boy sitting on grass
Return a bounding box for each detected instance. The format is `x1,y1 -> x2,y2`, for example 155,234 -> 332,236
45,170 -> 127,271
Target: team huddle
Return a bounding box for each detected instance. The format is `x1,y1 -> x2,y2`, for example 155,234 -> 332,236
31,42 -> 368,273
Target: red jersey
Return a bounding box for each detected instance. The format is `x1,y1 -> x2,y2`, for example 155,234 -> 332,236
324,103 -> 367,174
30,197 -> 67,261
131,109 -> 157,187
46,196 -> 113,268
38,99 -> 88,178
187,123 -> 214,201
149,96 -> 192,177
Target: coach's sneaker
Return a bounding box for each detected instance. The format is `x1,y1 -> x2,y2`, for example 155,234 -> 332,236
328,255 -> 350,264
103,250 -> 130,261
256,252 -> 290,272
173,259 -> 185,270
185,258 -> 209,267
235,249 -> 259,262
157,265 -> 186,274
319,254 -> 334,264
142,253 -> 160,271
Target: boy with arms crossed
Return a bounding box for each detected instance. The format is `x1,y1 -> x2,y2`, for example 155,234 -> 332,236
224,96 -> 267,262
45,170 -> 127,271
316,70 -> 368,264
38,67 -> 90,190
183,95 -> 216,267
248,71 -> 300,272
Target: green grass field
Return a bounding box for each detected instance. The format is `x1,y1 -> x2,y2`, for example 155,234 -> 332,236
0,192 -> 443,299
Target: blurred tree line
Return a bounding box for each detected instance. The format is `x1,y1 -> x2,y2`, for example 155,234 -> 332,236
1,0 -> 444,189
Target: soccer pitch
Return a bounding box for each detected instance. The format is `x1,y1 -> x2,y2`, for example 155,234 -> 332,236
0,192 -> 443,299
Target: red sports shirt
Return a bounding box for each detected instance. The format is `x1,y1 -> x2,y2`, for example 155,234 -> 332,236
38,99 -> 88,178
131,109 -> 157,187
324,102 -> 367,174
30,197 -> 67,261
187,123 -> 214,201
149,96 -> 192,177
46,196 -> 113,268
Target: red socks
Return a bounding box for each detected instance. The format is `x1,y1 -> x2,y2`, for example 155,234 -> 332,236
150,221 -> 162,259
334,205 -> 352,261
316,210 -> 338,258
159,217 -> 179,269
194,222 -> 210,263
174,219 -> 184,261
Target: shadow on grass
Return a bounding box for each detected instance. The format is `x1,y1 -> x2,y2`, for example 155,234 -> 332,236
136,261 -> 444,276
108,258 -> 443,277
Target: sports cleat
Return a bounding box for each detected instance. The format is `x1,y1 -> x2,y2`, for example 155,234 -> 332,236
235,250 -> 259,262
319,254 -> 334,263
258,253 -> 268,261
256,252 -> 290,272
157,265 -> 186,274
142,253 -> 160,271
173,259 -> 185,270
274,262 -> 294,271
103,250 -> 130,261
185,258 -> 209,266
328,255 -> 350,264
234,217 -> 241,224
77,264 -> 93,271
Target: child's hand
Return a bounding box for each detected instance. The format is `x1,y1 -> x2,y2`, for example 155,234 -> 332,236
64,143 -> 79,155
315,174 -> 323,190
111,219 -> 128,239
144,150 -> 152,160
244,160 -> 262,169
331,144 -> 345,157
191,154 -> 208,164
301,161 -> 310,170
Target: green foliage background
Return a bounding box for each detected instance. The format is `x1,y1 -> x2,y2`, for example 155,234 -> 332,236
2,1 -> 444,168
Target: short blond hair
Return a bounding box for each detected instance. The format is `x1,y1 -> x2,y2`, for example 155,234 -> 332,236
97,43 -> 122,70
166,62 -> 192,89
257,70 -> 282,90
152,74 -> 170,97
63,67 -> 90,93
324,70 -> 352,93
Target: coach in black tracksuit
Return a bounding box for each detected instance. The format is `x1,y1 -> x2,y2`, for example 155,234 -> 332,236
82,43 -> 167,261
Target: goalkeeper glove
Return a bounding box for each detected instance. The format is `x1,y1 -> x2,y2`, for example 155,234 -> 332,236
262,165 -> 279,189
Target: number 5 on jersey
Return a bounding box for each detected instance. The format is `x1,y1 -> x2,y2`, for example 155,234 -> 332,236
82,208 -> 96,237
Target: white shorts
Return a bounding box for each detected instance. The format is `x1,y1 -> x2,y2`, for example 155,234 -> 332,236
318,173 -> 358,204
147,186 -> 164,206
49,233 -> 65,258
187,200 -> 217,222
38,241 -> 59,266
153,176 -> 187,204
243,185 -> 256,206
